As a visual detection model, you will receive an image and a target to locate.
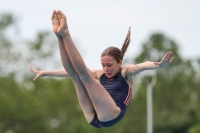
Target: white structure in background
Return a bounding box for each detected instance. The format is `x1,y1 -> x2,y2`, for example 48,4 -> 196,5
143,72 -> 157,133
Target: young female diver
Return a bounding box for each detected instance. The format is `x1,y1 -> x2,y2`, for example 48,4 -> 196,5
30,10 -> 174,128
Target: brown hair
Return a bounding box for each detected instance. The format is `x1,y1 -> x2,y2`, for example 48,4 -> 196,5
101,27 -> 131,63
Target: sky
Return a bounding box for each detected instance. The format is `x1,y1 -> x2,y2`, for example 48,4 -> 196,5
1,0 -> 200,69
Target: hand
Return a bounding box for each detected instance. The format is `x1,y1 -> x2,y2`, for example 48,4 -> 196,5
29,66 -> 44,81
154,51 -> 174,68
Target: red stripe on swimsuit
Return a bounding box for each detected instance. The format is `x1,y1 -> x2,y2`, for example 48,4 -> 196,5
124,86 -> 132,106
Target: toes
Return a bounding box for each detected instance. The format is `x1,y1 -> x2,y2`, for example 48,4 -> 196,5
59,11 -> 66,18
51,11 -> 59,25
52,10 -> 57,16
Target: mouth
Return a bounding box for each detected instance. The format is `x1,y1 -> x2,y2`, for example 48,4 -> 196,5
106,73 -> 112,77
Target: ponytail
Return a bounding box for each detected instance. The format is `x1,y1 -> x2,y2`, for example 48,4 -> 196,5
121,27 -> 131,58
101,27 -> 131,63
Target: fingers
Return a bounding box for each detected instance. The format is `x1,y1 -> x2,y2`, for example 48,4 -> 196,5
169,57 -> 174,63
29,65 -> 34,72
161,51 -> 169,61
168,51 -> 173,58
167,51 -> 174,62
29,65 -> 39,81
29,65 -> 36,73
34,76 -> 39,81
164,51 -> 174,63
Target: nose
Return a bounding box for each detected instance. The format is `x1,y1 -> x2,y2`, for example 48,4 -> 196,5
104,66 -> 109,72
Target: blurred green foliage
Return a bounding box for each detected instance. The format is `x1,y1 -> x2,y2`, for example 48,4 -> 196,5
131,33 -> 200,133
0,13 -> 200,133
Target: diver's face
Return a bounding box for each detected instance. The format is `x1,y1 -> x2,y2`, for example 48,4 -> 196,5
101,55 -> 122,78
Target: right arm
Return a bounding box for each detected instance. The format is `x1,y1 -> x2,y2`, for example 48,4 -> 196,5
29,66 -> 69,81
30,66 -> 104,81
124,51 -> 174,76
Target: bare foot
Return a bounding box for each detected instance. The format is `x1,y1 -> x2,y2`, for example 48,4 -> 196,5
51,10 -> 60,35
56,10 -> 69,37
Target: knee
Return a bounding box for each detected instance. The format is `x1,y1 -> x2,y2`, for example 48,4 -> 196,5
98,107 -> 121,122
85,112 -> 95,123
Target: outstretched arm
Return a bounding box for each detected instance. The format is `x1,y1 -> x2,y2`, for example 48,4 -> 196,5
29,66 -> 69,81
29,66 -> 103,81
125,51 -> 174,75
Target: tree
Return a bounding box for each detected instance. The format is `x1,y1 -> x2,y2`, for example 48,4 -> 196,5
0,12 -> 62,80
126,33 -> 200,133
0,13 -> 20,77
187,123 -> 200,133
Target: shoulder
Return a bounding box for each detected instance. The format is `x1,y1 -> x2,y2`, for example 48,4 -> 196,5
121,65 -> 134,87
121,64 -> 136,76
90,69 -> 104,80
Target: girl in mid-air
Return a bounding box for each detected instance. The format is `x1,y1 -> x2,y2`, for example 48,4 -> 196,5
30,10 -> 174,128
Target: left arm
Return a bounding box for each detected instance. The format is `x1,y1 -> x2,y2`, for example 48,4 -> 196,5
125,51 -> 174,75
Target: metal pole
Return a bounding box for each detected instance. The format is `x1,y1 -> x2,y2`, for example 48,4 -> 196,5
145,74 -> 157,133
147,84 -> 153,133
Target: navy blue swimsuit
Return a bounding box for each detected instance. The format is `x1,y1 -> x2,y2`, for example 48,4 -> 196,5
90,70 -> 132,128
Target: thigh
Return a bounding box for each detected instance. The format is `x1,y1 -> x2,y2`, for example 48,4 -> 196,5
71,75 -> 95,122
79,74 -> 121,121
90,104 -> 127,128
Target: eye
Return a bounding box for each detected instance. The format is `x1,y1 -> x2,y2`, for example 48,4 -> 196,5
107,64 -> 112,67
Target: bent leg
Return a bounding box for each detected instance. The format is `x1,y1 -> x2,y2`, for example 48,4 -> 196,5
56,10 -> 121,122
52,11 -> 94,122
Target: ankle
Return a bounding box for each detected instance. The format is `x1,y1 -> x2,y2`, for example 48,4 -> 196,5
58,29 -> 70,38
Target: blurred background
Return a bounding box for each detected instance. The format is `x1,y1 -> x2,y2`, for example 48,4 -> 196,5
0,0 -> 200,133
